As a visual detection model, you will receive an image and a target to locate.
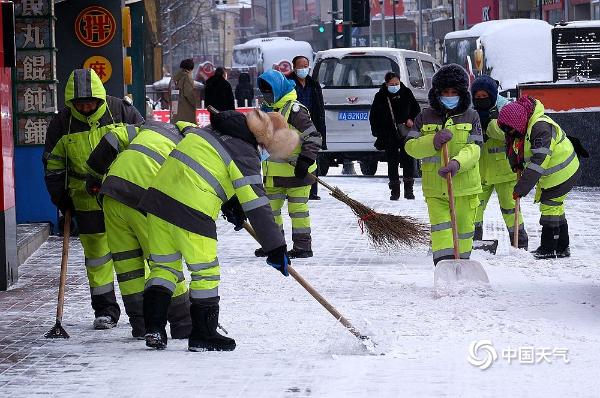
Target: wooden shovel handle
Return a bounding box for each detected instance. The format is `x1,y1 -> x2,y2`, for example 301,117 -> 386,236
513,172 -> 521,248
442,143 -> 460,260
56,210 -> 71,322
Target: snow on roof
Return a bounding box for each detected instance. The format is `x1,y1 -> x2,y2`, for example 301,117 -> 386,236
316,47 -> 433,59
234,37 -> 295,50
553,20 -> 600,29
445,19 -> 553,90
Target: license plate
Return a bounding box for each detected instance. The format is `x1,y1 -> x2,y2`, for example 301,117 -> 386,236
338,111 -> 369,121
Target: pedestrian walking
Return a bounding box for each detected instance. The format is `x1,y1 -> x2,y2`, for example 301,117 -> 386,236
369,71 -> 420,200
288,55 -> 326,200
471,75 -> 528,249
43,68 -> 144,329
204,67 -> 235,111
405,64 -> 483,265
139,109 -> 298,351
235,72 -> 254,108
171,58 -> 197,124
85,121 -> 191,339
498,96 -> 581,259
256,69 -> 322,259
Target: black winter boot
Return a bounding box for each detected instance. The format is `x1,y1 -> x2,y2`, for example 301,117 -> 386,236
143,287 -> 172,349
168,292 -> 192,339
532,226 -> 559,260
188,299 -> 236,352
474,225 -> 483,241
389,180 -> 400,201
508,226 -> 529,250
556,223 -> 570,258
403,178 -> 415,200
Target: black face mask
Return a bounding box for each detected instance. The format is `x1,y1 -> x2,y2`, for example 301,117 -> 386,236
473,97 -> 493,110
261,92 -> 275,105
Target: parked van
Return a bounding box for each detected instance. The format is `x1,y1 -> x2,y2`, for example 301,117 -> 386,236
313,48 -> 440,176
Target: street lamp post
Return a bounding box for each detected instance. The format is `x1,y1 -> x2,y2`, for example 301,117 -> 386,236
379,0 -> 385,47
392,0 -> 397,48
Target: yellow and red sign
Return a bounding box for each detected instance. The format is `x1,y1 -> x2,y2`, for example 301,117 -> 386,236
75,6 -> 116,48
83,55 -> 113,83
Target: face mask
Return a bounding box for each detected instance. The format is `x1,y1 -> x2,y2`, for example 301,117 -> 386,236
259,146 -> 270,161
261,92 -> 275,105
387,84 -> 400,94
295,68 -> 309,79
440,95 -> 460,110
473,97 -> 493,110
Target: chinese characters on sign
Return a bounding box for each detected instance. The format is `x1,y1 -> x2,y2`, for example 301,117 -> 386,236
75,6 -> 116,48
13,0 -> 56,145
83,55 -> 113,83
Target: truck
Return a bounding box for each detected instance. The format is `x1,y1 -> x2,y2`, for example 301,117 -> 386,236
444,19 -> 553,96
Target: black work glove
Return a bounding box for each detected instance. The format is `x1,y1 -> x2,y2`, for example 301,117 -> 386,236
57,194 -> 74,213
85,175 -> 102,196
266,245 -> 290,277
221,196 -> 247,231
294,155 -> 312,179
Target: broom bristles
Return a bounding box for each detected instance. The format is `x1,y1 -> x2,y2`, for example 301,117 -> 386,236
330,187 -> 429,251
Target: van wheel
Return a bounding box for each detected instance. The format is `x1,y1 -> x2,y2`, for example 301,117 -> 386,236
317,155 -> 330,177
359,160 -> 378,176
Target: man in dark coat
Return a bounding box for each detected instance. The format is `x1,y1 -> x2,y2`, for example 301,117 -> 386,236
369,72 -> 420,200
235,72 -> 254,108
288,55 -> 326,200
204,67 -> 235,111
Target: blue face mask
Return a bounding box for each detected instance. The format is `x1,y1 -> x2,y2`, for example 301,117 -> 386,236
295,68 -> 310,79
440,95 -> 460,110
387,85 -> 400,94
259,146 -> 270,161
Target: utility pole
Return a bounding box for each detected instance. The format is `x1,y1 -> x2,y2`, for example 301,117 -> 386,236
564,0 -> 569,21
418,0 -> 423,51
392,0 -> 397,48
266,0 -> 270,36
380,0 -> 385,47
451,0 -> 456,30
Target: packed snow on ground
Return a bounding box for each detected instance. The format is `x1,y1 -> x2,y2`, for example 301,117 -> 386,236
2,164 -> 600,397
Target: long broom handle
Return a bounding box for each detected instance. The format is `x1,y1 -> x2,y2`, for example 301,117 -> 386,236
442,143 -> 460,260
56,209 -> 71,322
242,222 -> 366,340
513,171 -> 521,248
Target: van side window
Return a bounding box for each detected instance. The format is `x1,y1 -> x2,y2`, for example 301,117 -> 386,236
405,58 -> 424,89
422,61 -> 436,79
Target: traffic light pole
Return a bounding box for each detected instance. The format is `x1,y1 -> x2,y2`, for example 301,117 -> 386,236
332,0 -> 338,48
343,0 -> 352,47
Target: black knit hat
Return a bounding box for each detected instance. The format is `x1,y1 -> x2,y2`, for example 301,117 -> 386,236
471,75 -> 499,105
428,63 -> 471,114
180,58 -> 194,71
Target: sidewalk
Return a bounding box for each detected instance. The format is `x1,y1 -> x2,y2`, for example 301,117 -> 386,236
1,169 -> 599,397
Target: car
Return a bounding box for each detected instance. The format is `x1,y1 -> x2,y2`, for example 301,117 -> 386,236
312,47 -> 440,176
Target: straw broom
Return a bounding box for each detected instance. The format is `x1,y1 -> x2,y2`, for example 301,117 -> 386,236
309,174 -> 429,250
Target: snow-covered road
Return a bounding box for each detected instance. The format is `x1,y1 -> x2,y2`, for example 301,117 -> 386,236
1,166 -> 599,397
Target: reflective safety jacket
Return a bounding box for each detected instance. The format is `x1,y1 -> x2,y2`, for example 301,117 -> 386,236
43,69 -> 144,210
86,121 -> 184,208
139,124 -> 285,252
405,108 -> 483,198
261,90 -> 322,187
478,96 -> 516,186
511,100 -> 580,197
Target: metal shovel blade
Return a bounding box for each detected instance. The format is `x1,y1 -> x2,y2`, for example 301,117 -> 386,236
434,259 -> 490,286
44,320 -> 70,339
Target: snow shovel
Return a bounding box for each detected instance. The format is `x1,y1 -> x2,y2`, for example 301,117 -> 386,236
434,144 -> 489,285
45,209 -> 71,339
242,222 -> 376,351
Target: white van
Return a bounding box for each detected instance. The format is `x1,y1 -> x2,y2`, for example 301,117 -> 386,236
312,47 -> 441,176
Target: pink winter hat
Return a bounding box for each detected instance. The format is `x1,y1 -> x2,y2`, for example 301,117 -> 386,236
498,96 -> 536,133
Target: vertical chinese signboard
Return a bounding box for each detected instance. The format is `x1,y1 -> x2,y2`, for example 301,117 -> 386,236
13,0 -> 56,146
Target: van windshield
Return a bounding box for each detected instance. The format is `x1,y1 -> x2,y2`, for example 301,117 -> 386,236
233,48 -> 260,67
315,56 -> 398,89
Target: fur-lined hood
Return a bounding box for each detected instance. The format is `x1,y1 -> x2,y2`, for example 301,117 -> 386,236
246,109 -> 299,160
427,64 -> 471,115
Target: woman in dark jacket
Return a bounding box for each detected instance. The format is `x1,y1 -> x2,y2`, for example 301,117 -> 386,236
369,72 -> 421,200
204,67 -> 235,111
235,72 -> 254,108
